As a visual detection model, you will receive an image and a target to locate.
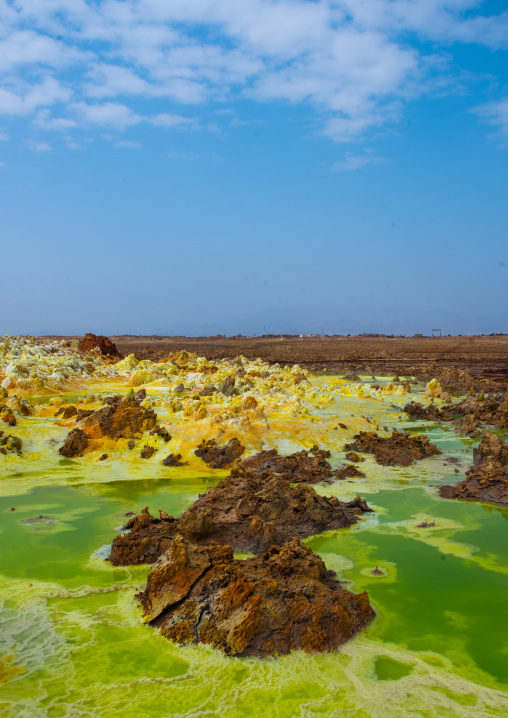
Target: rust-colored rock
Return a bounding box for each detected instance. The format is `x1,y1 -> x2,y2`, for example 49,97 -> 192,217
0,407 -> 17,427
238,444 -> 334,483
344,451 -> 364,463
137,535 -> 375,657
199,385 -> 216,396
55,405 -> 78,420
345,429 -> 441,466
59,428 -> 88,457
335,464 -> 366,480
195,438 -> 245,468
110,506 -> 179,565
78,333 -> 123,361
150,425 -> 171,442
404,401 -> 447,422
162,453 -> 185,467
109,468 -> 372,565
140,445 -> 157,459
77,395 -> 157,440
439,432 -> 508,507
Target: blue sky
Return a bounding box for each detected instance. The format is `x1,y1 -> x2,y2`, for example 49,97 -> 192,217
1,0 -> 507,336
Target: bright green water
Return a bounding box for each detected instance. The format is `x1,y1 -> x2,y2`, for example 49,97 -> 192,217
1,387 -> 508,717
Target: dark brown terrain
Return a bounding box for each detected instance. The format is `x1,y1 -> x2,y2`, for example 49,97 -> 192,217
102,335 -> 508,384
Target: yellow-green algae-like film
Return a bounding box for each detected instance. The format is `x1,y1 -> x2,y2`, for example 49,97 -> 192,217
1,336 -> 508,717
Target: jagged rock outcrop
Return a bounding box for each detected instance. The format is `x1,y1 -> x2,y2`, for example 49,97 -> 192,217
239,445 -> 334,483
55,405 -> 78,420
78,333 -> 123,361
162,453 -> 185,467
109,468 -> 373,565
195,438 -> 245,468
0,406 -> 17,426
344,452 -> 365,463
439,432 -> 508,507
59,428 -> 88,457
217,375 -> 237,396
404,401 -> 447,422
405,393 -> 508,438
137,535 -> 375,657
442,395 -> 508,430
335,464 -> 366,480
344,429 -> 441,466
77,395 -> 157,440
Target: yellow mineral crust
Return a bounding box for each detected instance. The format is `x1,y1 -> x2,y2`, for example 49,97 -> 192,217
0,337 -> 442,475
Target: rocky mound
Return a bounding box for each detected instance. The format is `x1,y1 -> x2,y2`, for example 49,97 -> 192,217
79,333 -> 123,360
59,428 -> 88,458
335,464 -> 366,479
405,394 -> 508,438
442,394 -> 508,430
439,432 -> 508,507
345,429 -> 441,466
76,395 -> 157,440
137,535 -> 375,657
239,445 -> 334,483
404,401 -> 447,422
109,468 -> 372,565
195,438 -> 245,468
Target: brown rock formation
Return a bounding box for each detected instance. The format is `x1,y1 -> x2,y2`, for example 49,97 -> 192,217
217,375 -> 237,396
55,405 -> 78,420
344,451 -> 365,463
0,407 -> 17,426
109,468 -> 372,565
77,395 -> 157,440
239,445 -> 334,483
59,428 -> 88,457
404,401 -> 447,422
345,429 -> 441,466
335,464 -> 366,480
439,432 -> 508,507
162,453 -> 185,467
140,445 -> 157,459
195,438 -> 245,468
137,535 -> 375,657
79,333 -> 123,360
150,425 -> 171,442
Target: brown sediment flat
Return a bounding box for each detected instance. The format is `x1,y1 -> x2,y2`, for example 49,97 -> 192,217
137,535 -> 375,657
95,335 -> 508,386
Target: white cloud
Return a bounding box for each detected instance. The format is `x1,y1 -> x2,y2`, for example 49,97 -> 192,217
33,108 -> 78,129
0,131 -> 8,141
473,97 -> 508,142
332,151 -> 386,171
114,139 -> 141,149
0,0 -> 507,144
149,113 -> 196,128
71,101 -> 140,129
0,77 -> 70,115
28,140 -> 53,152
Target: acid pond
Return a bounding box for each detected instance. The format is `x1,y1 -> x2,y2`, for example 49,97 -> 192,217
1,369 -> 508,717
